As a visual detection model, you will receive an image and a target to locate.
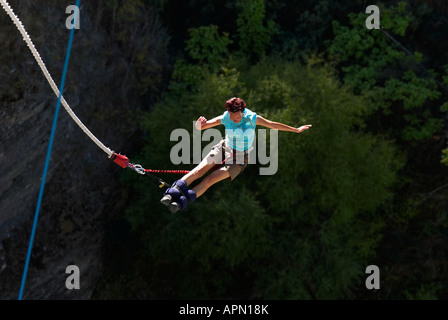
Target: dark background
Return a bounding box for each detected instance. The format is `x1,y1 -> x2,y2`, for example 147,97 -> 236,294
0,0 -> 447,300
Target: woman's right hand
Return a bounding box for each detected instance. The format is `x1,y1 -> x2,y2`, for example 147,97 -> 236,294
195,116 -> 207,130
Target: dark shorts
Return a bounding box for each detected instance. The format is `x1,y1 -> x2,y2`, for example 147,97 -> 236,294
205,139 -> 249,181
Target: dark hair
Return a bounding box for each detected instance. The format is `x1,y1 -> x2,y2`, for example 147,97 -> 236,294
225,97 -> 246,113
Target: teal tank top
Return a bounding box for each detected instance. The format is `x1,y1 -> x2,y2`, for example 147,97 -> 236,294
221,108 -> 257,152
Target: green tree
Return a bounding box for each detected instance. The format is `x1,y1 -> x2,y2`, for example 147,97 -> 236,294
169,25 -> 233,96
120,65 -> 270,298
235,0 -> 277,61
185,25 -> 232,70
326,2 -> 448,299
327,1 -> 444,142
120,56 -> 402,299
241,58 -> 402,299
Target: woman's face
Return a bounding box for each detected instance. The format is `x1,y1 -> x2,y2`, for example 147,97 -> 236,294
229,110 -> 244,123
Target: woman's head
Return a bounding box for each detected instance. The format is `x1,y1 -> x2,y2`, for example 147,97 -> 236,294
225,97 -> 246,113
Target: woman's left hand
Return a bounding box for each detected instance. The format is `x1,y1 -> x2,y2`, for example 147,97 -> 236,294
297,124 -> 312,133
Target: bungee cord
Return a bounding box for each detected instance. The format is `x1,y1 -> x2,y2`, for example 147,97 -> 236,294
0,0 -> 188,179
0,0 -> 187,299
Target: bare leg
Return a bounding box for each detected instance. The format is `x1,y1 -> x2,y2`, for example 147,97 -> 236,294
192,167 -> 230,198
182,157 -> 217,186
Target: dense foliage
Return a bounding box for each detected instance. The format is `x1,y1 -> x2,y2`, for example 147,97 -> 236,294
93,0 -> 448,299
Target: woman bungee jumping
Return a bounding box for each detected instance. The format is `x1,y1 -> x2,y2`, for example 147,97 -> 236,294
160,97 -> 312,213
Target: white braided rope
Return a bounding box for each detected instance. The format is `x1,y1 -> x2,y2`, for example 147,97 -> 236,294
1,0 -> 114,157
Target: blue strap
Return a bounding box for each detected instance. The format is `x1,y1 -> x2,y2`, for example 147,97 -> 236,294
18,0 -> 81,300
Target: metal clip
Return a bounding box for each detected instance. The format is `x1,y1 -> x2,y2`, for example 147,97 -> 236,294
132,164 -> 146,175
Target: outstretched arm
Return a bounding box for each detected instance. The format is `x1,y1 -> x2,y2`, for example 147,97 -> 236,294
195,115 -> 222,130
256,115 -> 312,133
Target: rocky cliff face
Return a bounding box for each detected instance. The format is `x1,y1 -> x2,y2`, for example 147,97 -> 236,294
0,0 -> 168,299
